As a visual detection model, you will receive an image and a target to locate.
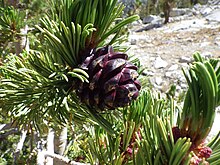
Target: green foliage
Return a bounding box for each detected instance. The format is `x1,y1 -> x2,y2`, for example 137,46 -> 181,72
86,53 -> 220,164
1,0 -> 220,164
37,0 -> 139,65
0,6 -> 25,56
36,16 -> 96,66
0,134 -> 19,164
179,52 -> 220,146
131,0 -> 176,19
0,1 -> 51,57
0,52 -> 99,130
125,0 -> 204,20
0,131 -> 37,164
0,0 -> 139,134
207,131 -> 220,164
25,0 -> 50,18
63,124 -> 90,162
86,90 -> 183,164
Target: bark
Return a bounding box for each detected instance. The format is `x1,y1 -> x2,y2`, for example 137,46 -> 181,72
37,151 -> 46,165
163,0 -> 172,24
37,126 -> 72,165
54,126 -> 67,155
54,125 -> 68,165
13,129 -> 27,164
37,138 -> 47,165
46,127 -> 55,165
14,18 -> 29,55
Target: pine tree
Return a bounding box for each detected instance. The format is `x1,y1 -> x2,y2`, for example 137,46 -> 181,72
0,0 -> 220,164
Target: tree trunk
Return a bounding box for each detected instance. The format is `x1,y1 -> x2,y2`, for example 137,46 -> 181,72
13,129 -> 27,164
14,17 -> 29,55
37,146 -> 46,165
54,125 -> 68,165
190,0 -> 198,5
46,127 -> 55,165
163,0 -> 172,24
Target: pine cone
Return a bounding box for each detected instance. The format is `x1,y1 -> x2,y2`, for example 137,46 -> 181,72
78,45 -> 141,110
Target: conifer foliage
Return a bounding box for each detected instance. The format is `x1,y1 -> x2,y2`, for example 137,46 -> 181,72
0,0 -> 140,131
0,0 -> 220,164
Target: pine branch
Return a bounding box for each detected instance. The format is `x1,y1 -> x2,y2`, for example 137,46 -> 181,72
0,6 -> 26,54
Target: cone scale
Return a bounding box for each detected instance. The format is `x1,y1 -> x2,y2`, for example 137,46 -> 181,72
77,46 -> 141,110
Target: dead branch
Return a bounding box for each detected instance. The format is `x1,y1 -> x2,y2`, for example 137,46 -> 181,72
0,128 -> 19,139
0,122 -> 17,132
43,151 -> 88,165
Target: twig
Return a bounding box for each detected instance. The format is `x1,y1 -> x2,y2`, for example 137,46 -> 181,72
43,151 -> 89,165
0,122 -> 17,132
0,128 -> 19,139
